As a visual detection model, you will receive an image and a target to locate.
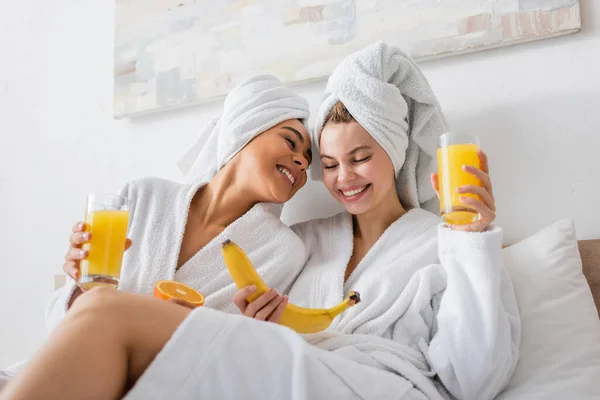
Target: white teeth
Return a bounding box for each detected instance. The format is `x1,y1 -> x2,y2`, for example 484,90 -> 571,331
278,166 -> 295,185
341,185 -> 368,197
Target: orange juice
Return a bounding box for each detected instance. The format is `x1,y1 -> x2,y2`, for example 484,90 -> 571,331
80,210 -> 130,289
437,143 -> 481,225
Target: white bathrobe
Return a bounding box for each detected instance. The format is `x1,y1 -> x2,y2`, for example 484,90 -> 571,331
45,177 -> 306,332
123,209 -> 520,400
289,209 -> 521,400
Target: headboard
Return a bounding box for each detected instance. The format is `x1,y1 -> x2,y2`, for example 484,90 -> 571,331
52,240 -> 600,317
579,239 -> 600,317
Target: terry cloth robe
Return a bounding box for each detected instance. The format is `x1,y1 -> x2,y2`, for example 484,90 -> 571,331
287,209 -> 521,400
45,177 -> 307,332
121,209 -> 520,400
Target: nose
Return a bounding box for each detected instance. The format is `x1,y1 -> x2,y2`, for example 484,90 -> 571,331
292,154 -> 309,171
337,163 -> 355,183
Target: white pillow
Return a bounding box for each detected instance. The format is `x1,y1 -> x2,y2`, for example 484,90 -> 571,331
497,219 -> 600,400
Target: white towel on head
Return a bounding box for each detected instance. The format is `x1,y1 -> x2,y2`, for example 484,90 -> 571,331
312,41 -> 450,211
177,74 -> 311,184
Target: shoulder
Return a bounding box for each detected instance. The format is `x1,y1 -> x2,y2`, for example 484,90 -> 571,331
291,211 -> 350,239
119,177 -> 188,201
118,177 -> 195,218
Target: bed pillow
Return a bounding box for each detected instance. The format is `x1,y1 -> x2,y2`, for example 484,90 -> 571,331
497,219 -> 600,399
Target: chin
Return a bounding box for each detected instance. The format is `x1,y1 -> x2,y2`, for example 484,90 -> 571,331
343,203 -> 371,216
334,195 -> 369,215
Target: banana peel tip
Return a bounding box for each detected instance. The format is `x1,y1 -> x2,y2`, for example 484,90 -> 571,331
349,291 -> 361,306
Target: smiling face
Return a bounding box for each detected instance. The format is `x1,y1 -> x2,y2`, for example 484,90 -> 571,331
234,119 -> 312,204
319,104 -> 398,216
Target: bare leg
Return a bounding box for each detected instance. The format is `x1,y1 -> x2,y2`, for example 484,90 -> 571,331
0,287 -> 191,400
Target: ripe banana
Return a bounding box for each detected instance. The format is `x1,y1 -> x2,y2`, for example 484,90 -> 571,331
222,239 -> 361,334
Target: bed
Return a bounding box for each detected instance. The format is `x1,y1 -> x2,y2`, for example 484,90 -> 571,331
579,239 -> 600,317
48,232 -> 600,399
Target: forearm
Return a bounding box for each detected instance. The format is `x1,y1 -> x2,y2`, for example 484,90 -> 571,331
429,225 -> 521,400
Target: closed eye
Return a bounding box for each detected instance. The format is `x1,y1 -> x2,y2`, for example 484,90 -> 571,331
323,164 -> 338,170
354,156 -> 371,163
285,137 -> 296,150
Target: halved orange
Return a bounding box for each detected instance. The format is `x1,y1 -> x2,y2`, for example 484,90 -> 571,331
154,280 -> 205,307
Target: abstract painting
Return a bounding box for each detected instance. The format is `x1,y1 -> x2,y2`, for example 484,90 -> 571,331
114,0 -> 581,118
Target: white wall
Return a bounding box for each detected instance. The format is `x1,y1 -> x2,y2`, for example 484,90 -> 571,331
1,0 -> 598,368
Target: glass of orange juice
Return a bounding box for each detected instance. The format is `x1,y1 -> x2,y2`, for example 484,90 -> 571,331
437,132 -> 482,225
79,193 -> 130,290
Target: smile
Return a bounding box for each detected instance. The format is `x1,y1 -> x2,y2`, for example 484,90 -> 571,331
340,184 -> 369,197
277,165 -> 296,186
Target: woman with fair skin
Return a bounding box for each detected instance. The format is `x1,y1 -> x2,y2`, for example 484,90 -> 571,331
232,106 -> 519,400
235,43 -> 520,400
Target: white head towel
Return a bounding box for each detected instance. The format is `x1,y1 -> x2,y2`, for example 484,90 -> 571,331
312,41 -> 450,210
178,75 -> 310,185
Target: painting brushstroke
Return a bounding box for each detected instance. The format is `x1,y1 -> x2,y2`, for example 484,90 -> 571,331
114,0 -> 581,118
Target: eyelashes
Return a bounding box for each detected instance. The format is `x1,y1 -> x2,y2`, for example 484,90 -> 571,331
285,137 -> 296,150
322,155 -> 371,170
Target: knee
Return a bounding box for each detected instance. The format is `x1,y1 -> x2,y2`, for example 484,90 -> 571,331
70,287 -> 122,320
